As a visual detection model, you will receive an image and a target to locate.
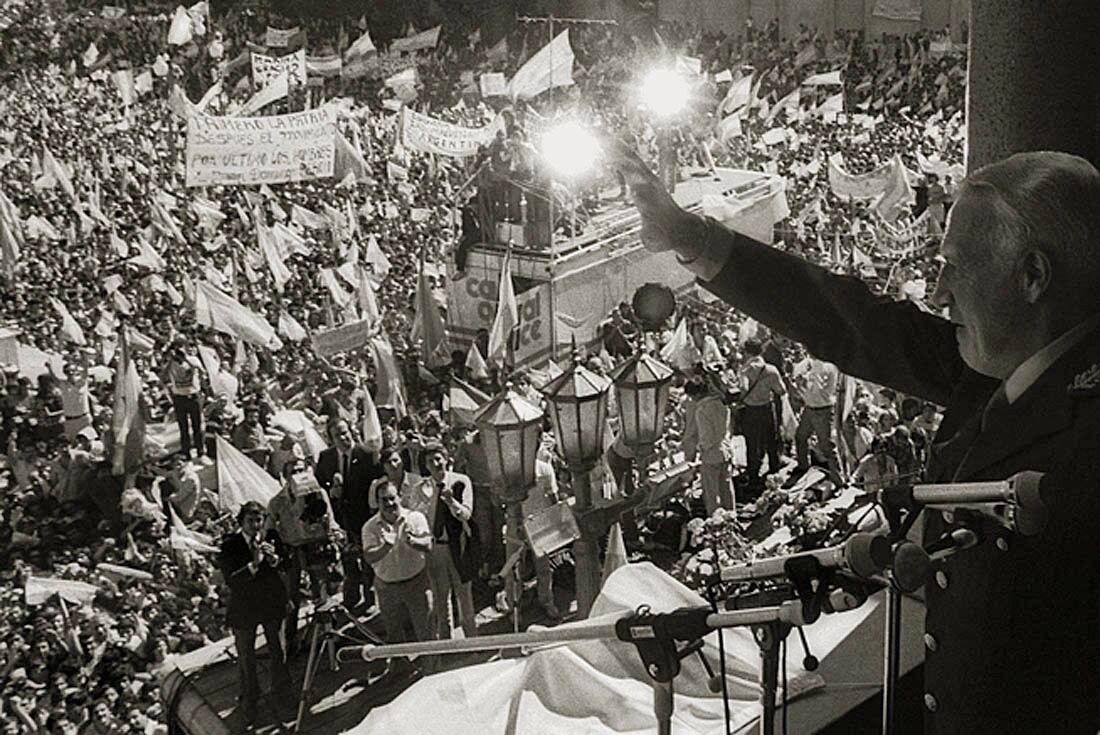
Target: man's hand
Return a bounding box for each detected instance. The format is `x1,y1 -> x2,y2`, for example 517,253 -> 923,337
380,528 -> 396,547
604,138 -> 704,259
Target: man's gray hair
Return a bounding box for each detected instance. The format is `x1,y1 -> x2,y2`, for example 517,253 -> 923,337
962,151 -> 1100,297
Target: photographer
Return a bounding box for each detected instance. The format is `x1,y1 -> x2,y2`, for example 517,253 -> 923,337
218,502 -> 290,725
160,338 -> 204,459
265,460 -> 345,657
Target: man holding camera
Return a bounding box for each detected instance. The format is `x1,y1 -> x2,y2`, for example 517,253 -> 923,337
218,501 -> 291,724
161,337 -> 204,458
266,460 -> 344,656
315,418 -> 384,614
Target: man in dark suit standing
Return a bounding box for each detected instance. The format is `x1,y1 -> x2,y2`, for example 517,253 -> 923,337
218,501 -> 291,725
315,418 -> 384,613
613,145 -> 1100,734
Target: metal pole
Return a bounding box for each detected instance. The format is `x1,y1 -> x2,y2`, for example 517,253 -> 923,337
571,466 -> 601,618
505,497 -> 526,634
882,585 -> 901,735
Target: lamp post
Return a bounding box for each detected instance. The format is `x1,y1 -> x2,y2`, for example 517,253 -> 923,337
473,390 -> 544,629
541,361 -> 611,618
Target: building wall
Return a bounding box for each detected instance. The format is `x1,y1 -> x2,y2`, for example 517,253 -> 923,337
640,0 -> 970,40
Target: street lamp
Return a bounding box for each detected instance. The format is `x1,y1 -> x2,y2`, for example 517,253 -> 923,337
474,390 -> 544,630
541,361 -> 611,617
609,352 -> 674,460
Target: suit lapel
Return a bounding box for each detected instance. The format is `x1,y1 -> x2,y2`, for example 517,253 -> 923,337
953,332 -> 1095,480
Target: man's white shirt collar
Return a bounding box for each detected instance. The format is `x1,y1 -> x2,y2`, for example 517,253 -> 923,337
1004,313 -> 1100,404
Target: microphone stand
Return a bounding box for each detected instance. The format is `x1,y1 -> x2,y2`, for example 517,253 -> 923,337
339,558 -> 876,735
338,601 -> 838,735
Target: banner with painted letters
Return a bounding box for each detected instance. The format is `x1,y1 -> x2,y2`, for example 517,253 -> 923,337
264,26 -> 301,48
400,108 -> 498,158
251,48 -> 306,87
185,107 -> 335,187
311,318 -> 374,357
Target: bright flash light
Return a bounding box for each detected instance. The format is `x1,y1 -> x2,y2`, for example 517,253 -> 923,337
641,68 -> 689,118
541,120 -> 600,178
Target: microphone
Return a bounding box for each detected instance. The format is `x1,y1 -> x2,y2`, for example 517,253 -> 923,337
911,471 -> 1044,510
911,471 -> 1047,536
890,529 -> 978,592
719,533 -> 891,583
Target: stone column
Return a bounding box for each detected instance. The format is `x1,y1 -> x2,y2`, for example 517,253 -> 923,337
966,0 -> 1100,171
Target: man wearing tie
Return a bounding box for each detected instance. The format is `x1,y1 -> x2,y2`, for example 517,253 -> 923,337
218,502 -> 290,725
613,145 -> 1100,733
316,419 -> 384,614
403,442 -> 478,640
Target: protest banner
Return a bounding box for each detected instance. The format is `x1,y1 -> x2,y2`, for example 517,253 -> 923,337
185,107 -> 336,186
390,26 -> 440,54
265,26 -> 301,48
479,72 -> 506,97
311,318 -> 374,357
827,152 -> 897,200
400,107 -> 498,158
251,48 -> 306,87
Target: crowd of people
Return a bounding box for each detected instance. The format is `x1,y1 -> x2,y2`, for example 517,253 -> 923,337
0,0 -> 964,730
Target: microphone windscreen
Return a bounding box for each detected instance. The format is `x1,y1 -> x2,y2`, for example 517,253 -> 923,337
707,675 -> 724,694
1012,470 -> 1045,511
892,541 -> 931,593
846,533 -> 891,578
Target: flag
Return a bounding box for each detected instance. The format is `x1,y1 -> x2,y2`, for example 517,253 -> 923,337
0,189 -> 22,274
167,505 -> 218,554
111,69 -> 134,106
411,260 -> 449,368
291,202 -> 327,230
364,235 -> 391,277
42,146 -> 74,199
719,73 -> 753,115
49,297 -> 85,345
278,312 -> 307,342
333,130 -> 373,184
150,196 -> 185,243
258,221 -> 291,291
110,329 -> 145,475
345,27 -> 376,60
831,230 -> 843,264
215,435 -> 280,512
873,155 -> 917,222
464,342 -> 489,380
361,388 -> 383,452
487,252 -> 518,365
191,196 -> 226,234
486,35 -> 508,63
240,71 -> 288,115
716,113 -> 742,144
370,335 -> 407,417
448,378 -> 491,426
660,318 -> 696,370
128,238 -> 165,270
194,280 -> 276,347
817,91 -> 844,117
601,522 -> 628,584
508,30 -> 574,99
357,266 -> 381,326
167,5 -> 192,45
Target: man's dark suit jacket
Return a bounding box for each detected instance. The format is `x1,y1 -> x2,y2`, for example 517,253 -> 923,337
218,529 -> 288,629
315,444 -> 385,539
700,222 -> 1100,734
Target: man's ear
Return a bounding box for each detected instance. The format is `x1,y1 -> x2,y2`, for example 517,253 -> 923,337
1019,248 -> 1052,304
